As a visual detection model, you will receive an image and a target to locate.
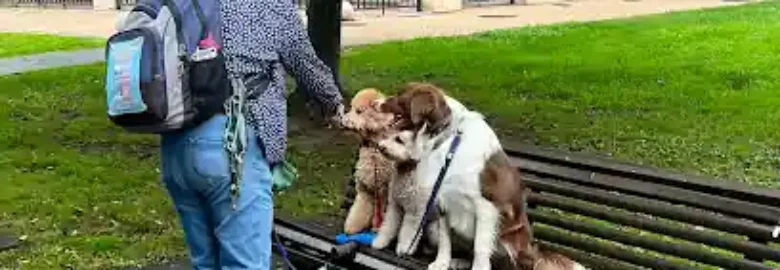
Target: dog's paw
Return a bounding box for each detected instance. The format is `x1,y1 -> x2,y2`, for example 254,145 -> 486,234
344,222 -> 365,235
470,258 -> 490,270
371,236 -> 391,250
395,239 -> 419,257
395,243 -> 409,256
427,259 -> 451,270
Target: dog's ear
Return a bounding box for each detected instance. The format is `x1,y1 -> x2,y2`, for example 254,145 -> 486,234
379,96 -> 402,114
408,91 -> 435,126
407,83 -> 451,128
352,88 -> 383,109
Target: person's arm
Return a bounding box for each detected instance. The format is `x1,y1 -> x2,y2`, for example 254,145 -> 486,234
274,0 -> 344,117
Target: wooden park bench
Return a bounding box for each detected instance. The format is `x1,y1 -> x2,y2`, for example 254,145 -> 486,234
273,144 -> 780,270
272,2 -> 780,268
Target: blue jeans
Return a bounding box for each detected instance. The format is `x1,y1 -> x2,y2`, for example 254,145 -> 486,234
161,114 -> 273,270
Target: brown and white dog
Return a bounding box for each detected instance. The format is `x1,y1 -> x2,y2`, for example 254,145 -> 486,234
375,82 -> 585,270
340,88 -> 398,234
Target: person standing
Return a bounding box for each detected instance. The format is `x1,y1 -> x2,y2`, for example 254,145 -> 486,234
159,0 -> 345,268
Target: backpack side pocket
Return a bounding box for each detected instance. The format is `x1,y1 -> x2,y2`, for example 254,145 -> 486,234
105,28 -> 168,127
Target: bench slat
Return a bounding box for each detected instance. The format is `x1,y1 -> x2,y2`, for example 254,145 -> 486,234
536,240 -> 645,270
530,210 -> 774,270
533,224 -> 694,270
523,174 -> 777,241
530,192 -> 780,262
513,157 -> 780,224
504,145 -> 780,207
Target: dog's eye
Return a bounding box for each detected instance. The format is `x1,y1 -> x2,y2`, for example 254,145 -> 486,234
356,108 -> 364,114
394,137 -> 404,144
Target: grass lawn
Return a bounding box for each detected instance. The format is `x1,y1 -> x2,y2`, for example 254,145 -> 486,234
342,1 -> 780,189
0,33 -> 104,58
2,1 -> 780,268
0,64 -> 354,268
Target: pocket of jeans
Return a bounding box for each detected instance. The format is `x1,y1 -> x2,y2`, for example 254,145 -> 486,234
188,138 -> 230,185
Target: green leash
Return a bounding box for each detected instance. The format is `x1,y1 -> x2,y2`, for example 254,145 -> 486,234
224,78 -> 248,210
224,78 -> 298,211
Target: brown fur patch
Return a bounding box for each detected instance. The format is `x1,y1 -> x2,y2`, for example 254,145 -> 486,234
533,251 -> 577,270
350,88 -> 385,109
380,82 -> 452,134
480,152 -> 582,270
480,151 -> 537,269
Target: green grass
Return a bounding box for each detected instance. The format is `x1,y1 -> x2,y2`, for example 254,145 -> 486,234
0,33 -> 104,58
342,1 -> 780,188
2,1 -> 780,268
0,64 -> 355,268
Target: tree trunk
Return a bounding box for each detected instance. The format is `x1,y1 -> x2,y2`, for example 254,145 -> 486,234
307,0 -> 344,96
290,0 -> 345,122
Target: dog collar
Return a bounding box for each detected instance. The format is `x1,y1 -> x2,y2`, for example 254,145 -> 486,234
430,125 -> 459,151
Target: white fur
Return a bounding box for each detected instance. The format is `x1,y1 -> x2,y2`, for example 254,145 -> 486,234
371,174 -> 438,256
378,95 -> 505,270
372,130 -> 440,257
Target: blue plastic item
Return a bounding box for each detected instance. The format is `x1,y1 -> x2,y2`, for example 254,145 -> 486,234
335,231 -> 376,245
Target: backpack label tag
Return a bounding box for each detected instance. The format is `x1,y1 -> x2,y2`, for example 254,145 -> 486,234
191,46 -> 217,62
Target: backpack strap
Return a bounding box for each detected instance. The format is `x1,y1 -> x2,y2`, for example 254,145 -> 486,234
161,0 -> 188,58
189,0 -> 209,41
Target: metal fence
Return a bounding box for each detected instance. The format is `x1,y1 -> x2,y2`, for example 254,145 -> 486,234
0,0 -> 91,7
464,0 -> 519,7
0,0 -> 422,12
117,0 -> 134,8
294,0 -> 420,11
349,0 -> 419,10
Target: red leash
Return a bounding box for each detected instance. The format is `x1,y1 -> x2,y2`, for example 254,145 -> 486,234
373,190 -> 384,229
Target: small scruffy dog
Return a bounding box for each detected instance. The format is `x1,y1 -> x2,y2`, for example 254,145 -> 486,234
372,128 -> 442,257
340,88 -> 398,234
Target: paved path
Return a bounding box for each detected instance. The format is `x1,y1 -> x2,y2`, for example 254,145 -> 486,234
0,0 -> 749,45
0,0 -> 750,75
343,0 -> 747,46
0,48 -> 103,75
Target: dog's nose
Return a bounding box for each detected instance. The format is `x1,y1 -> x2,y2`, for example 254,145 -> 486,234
340,116 -> 352,127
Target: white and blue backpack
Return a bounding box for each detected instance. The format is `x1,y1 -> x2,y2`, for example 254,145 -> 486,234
105,0 -> 230,133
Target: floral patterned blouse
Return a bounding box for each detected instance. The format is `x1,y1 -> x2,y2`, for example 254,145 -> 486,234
220,0 -> 344,164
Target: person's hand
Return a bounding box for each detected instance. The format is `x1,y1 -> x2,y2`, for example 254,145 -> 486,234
326,103 -> 346,129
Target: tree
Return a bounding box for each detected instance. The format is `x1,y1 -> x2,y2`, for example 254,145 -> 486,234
290,0 -> 348,122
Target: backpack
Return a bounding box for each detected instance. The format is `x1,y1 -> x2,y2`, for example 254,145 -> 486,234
104,0 -> 230,134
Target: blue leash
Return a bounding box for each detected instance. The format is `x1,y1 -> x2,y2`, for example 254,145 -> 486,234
274,231 -> 298,270
406,130 -> 463,255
